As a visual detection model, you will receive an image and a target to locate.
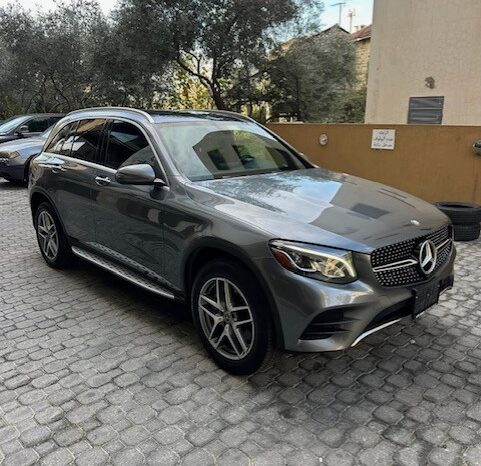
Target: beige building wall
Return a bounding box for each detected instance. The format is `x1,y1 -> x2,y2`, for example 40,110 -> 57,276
366,0 -> 481,125
355,39 -> 370,86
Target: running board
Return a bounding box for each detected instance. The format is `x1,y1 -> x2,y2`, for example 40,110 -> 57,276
71,246 -> 175,300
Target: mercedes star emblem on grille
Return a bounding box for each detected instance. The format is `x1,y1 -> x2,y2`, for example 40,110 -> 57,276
419,240 -> 437,275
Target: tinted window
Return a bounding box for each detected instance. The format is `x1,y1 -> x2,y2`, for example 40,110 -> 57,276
59,122 -> 78,156
104,121 -> 156,170
27,118 -> 50,133
70,119 -> 106,163
46,123 -> 77,155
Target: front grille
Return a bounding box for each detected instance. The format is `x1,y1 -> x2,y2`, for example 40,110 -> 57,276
0,157 -> 8,164
371,225 -> 452,287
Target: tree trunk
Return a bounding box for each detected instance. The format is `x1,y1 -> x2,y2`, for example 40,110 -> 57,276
210,85 -> 228,110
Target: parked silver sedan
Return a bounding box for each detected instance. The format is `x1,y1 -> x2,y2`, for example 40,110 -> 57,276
0,127 -> 52,183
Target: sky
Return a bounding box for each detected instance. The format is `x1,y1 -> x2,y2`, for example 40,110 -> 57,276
322,0 -> 373,31
1,0 -> 373,30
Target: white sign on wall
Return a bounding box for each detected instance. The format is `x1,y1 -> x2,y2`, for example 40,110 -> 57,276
371,129 -> 396,150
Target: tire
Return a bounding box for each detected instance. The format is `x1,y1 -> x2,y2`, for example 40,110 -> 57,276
434,201 -> 481,225
191,259 -> 275,375
453,223 -> 481,242
34,202 -> 75,269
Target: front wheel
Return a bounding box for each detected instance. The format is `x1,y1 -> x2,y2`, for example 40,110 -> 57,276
192,260 -> 274,375
34,202 -> 74,269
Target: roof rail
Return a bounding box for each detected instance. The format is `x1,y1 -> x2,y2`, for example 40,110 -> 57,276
67,107 -> 155,123
193,109 -> 254,123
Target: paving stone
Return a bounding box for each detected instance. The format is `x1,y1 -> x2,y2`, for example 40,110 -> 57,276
19,426 -> 51,447
74,447 -> 109,465
3,448 -> 39,466
0,426 -> 19,445
0,182 -> 480,464
464,445 -> 481,466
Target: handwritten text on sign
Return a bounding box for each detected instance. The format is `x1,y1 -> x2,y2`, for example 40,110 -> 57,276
371,129 -> 396,150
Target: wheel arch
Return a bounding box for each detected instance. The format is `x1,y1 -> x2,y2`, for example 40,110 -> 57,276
183,238 -> 284,349
30,189 -> 68,238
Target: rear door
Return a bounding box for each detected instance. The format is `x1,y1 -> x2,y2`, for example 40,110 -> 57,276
91,119 -> 165,281
43,119 -> 106,244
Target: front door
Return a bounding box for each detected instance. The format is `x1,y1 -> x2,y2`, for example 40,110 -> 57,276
91,119 -> 166,283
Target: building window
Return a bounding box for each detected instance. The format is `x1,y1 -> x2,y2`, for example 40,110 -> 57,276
407,96 -> 444,124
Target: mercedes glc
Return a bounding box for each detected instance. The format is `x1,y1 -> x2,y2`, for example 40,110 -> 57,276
29,108 -> 455,374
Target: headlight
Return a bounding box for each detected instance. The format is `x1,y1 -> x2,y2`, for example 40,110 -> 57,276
269,240 -> 357,284
6,151 -> 20,159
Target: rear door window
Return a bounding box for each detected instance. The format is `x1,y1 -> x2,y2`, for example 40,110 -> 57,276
103,120 -> 157,170
69,119 -> 106,163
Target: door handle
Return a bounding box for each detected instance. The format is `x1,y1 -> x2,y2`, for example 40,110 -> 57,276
51,165 -> 66,174
95,175 -> 111,186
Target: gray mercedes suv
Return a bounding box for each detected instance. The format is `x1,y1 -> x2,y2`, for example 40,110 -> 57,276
29,108 -> 455,374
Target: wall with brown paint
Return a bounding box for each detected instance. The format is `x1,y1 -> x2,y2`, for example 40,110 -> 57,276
268,123 -> 481,204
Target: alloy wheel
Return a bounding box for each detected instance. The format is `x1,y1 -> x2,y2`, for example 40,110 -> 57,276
198,278 -> 255,360
37,210 -> 59,260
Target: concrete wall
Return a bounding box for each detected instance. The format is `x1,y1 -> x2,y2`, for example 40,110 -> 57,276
366,0 -> 481,125
268,123 -> 481,204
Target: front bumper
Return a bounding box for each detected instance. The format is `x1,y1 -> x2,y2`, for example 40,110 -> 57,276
0,157 -> 26,181
259,244 -> 456,352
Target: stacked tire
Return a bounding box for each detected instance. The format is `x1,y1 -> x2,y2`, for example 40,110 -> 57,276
434,202 -> 481,241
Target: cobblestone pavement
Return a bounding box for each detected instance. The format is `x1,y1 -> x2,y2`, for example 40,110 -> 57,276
1,179 -> 481,465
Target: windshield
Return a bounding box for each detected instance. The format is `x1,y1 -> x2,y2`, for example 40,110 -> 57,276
0,116 -> 26,135
156,121 -> 306,181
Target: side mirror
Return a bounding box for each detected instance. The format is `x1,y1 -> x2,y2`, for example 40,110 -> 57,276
115,164 -> 156,185
16,125 -> 29,136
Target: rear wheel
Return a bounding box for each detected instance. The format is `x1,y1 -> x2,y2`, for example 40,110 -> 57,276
192,260 -> 274,375
34,202 -> 74,268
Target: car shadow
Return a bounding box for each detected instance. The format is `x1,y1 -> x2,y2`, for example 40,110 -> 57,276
0,178 -> 27,189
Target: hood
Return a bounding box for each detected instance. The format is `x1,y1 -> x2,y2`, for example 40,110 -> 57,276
0,138 -> 45,155
188,168 -> 448,253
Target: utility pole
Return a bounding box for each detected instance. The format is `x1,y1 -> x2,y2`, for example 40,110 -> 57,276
331,2 -> 346,26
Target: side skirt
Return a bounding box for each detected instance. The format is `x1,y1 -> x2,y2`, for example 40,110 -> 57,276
71,246 -> 175,300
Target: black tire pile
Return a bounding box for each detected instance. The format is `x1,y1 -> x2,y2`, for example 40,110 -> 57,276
434,202 -> 481,241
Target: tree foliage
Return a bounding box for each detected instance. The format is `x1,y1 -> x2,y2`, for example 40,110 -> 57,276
266,28 -> 357,122
0,0 -> 362,123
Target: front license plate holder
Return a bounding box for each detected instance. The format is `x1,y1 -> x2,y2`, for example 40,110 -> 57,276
412,282 -> 440,318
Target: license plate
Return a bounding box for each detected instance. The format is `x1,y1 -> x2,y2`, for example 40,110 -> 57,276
412,282 -> 440,318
